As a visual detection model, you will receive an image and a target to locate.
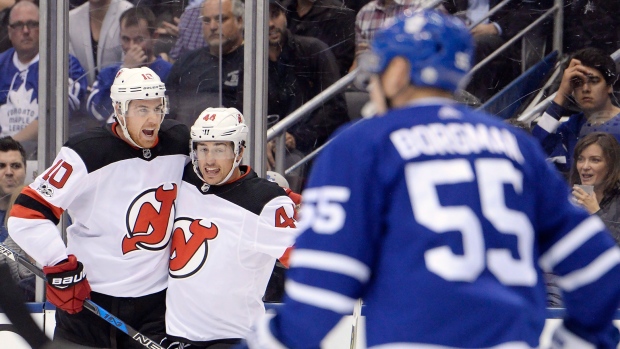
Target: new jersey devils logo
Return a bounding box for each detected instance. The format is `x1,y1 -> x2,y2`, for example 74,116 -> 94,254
169,218 -> 219,278
122,184 -> 178,254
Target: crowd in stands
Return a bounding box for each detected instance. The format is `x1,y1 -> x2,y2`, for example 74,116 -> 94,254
0,0 -> 612,176
0,0 -> 619,307
0,0 -> 620,220
0,0 -> 615,177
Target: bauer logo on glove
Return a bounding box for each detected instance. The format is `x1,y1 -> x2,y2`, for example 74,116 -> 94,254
49,266 -> 87,289
43,254 -> 92,314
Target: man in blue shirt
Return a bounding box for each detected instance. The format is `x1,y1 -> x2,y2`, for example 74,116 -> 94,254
87,6 -> 172,124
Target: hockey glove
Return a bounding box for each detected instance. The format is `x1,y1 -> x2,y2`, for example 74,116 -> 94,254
43,255 -> 91,314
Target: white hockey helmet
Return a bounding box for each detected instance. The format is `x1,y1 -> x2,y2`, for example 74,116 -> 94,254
111,67 -> 168,116
190,107 -> 248,185
111,67 -> 168,148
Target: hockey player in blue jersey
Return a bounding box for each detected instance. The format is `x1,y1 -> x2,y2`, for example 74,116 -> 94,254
238,9 -> 620,349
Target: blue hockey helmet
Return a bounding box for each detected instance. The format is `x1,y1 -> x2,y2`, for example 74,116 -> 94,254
365,9 -> 474,93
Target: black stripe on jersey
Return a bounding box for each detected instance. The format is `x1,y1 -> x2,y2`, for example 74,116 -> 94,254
64,119 -> 190,173
15,194 -> 60,225
183,164 -> 288,216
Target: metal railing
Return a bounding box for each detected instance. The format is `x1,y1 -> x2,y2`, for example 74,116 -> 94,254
271,0 -> 565,180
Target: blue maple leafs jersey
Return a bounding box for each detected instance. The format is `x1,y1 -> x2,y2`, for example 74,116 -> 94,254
261,99 -> 620,349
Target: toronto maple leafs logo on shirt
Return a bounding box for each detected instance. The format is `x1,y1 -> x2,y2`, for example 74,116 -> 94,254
0,71 -> 38,138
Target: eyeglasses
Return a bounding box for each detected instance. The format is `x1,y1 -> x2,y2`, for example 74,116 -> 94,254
8,20 -> 39,31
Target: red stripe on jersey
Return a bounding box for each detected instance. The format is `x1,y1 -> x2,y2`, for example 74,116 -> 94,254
9,203 -> 50,220
279,246 -> 294,268
11,187 -> 64,220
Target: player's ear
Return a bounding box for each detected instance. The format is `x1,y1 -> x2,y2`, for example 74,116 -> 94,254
236,146 -> 244,163
114,102 -> 124,121
384,57 -> 412,96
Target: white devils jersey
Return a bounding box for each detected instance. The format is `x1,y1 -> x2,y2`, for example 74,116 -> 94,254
8,120 -> 190,297
165,165 -> 297,343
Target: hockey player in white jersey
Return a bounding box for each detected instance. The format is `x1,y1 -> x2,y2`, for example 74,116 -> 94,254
239,9 -> 620,349
8,67 -> 189,348
161,107 -> 297,349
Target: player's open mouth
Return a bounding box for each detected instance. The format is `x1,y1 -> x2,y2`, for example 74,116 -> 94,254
204,167 -> 219,175
143,130 -> 155,137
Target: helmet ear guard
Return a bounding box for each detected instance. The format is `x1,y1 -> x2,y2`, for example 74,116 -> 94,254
366,9 -> 474,93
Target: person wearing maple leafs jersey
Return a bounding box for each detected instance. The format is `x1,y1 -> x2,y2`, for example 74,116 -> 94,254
161,107 -> 298,349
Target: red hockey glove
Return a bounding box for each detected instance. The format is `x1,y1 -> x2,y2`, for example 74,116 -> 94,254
43,255 -> 91,314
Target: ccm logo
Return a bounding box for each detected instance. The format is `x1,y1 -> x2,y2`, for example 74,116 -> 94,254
51,271 -> 86,289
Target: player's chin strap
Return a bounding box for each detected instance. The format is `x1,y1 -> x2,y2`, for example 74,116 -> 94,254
216,155 -> 242,185
117,114 -> 144,149
192,147 -> 244,187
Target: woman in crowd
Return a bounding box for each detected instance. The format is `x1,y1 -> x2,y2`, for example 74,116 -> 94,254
570,132 -> 620,243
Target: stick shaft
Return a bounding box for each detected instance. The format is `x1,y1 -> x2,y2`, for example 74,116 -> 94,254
350,298 -> 362,349
0,243 -> 164,349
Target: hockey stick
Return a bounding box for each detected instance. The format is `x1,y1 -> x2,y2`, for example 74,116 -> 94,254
350,298 -> 362,349
0,263 -> 55,349
0,243 -> 164,349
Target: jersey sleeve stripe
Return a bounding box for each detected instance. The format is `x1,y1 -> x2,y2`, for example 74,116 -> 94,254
539,216 -> 606,271
290,249 -> 371,283
555,247 -> 620,292
536,112 -> 561,134
12,188 -> 63,224
9,204 -> 51,221
285,279 -> 357,314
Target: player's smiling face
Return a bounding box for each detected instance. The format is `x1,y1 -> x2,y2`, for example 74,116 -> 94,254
195,141 -> 239,185
124,98 -> 164,148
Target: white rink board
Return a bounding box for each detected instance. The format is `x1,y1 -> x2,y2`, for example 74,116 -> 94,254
1,309 -> 618,348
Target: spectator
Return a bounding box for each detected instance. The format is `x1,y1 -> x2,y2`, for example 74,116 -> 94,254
0,184 -> 35,302
87,6 -> 172,124
570,132 -> 620,243
443,0 -> 552,102
165,1 -> 206,62
283,0 -> 356,77
353,0 -> 423,65
267,0 -> 348,156
0,136 -> 32,303
69,0 -> 134,86
343,0 -> 373,13
0,136 -> 25,242
166,0 -> 244,127
161,108 -> 297,348
265,126 -> 307,193
532,48 -> 620,174
0,1 -> 87,156
0,0 -> 38,54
